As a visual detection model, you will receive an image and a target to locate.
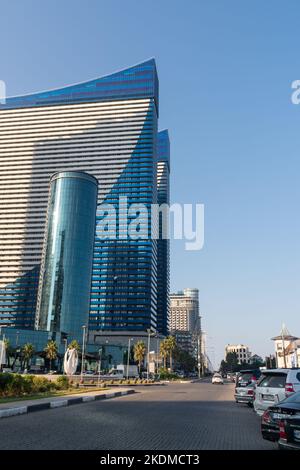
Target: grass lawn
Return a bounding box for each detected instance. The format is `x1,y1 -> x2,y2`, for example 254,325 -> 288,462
0,387 -> 107,404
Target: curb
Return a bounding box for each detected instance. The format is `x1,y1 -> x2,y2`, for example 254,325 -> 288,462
0,389 -> 135,420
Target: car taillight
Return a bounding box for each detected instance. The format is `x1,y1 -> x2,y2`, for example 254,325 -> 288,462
279,420 -> 287,440
262,410 -> 271,423
285,383 -> 295,395
247,389 -> 254,395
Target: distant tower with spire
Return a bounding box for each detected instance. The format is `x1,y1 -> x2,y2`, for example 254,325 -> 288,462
271,324 -> 300,368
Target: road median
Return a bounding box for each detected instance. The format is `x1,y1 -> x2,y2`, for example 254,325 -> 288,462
0,388 -> 135,419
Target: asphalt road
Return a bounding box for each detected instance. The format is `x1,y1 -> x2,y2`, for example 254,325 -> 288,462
0,380 -> 277,450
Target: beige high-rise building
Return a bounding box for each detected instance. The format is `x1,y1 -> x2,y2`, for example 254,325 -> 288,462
170,288 -> 199,333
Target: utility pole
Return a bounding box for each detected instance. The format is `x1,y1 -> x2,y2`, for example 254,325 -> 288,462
198,315 -> 202,378
81,325 -> 87,381
281,328 -> 287,369
126,338 -> 133,380
98,347 -> 102,387
147,329 -> 151,380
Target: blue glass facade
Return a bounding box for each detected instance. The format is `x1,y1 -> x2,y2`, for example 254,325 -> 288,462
0,59 -> 159,114
36,172 -> 98,340
157,131 -> 170,335
0,267 -> 39,329
89,101 -> 158,332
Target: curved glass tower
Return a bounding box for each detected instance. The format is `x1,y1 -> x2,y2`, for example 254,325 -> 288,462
36,171 -> 98,340
0,60 -> 169,336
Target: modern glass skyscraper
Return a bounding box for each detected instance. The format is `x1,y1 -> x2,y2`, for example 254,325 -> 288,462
156,130 -> 170,335
0,59 -> 168,335
36,171 -> 98,340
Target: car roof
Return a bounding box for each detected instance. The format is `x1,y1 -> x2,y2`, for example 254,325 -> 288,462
261,368 -> 296,374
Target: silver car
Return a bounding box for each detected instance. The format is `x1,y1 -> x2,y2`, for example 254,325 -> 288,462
254,369 -> 300,416
235,382 -> 256,406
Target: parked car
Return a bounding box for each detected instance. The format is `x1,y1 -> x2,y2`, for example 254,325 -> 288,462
261,390 -> 300,442
212,373 -> 224,385
278,415 -> 300,450
235,382 -> 256,407
254,369 -> 300,416
236,369 -> 261,387
83,370 -> 95,375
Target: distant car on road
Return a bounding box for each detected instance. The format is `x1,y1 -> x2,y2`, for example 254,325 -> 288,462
254,369 -> 300,416
261,390 -> 300,442
212,373 -> 224,385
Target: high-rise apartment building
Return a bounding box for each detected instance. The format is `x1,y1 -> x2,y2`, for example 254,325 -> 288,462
0,59 -> 169,336
170,288 -> 200,355
170,288 -> 199,332
156,130 -> 170,336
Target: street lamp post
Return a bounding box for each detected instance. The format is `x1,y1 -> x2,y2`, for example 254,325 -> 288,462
15,330 -> 20,372
0,330 -> 5,371
156,334 -> 159,374
147,329 -> 151,380
81,325 -> 87,381
126,337 -> 133,380
98,347 -> 102,387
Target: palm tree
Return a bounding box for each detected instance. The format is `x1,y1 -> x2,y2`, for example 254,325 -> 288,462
134,341 -> 146,374
22,343 -> 35,370
68,340 -> 80,351
166,336 -> 177,372
4,338 -> 14,368
44,340 -> 58,371
160,339 -> 169,369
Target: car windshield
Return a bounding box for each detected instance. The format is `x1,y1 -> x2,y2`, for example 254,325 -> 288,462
257,373 -> 286,388
238,373 -> 252,382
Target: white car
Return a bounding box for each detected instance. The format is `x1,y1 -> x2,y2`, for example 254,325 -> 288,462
212,374 -> 224,385
254,368 -> 300,416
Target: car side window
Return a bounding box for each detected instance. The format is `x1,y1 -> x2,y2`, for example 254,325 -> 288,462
296,372 -> 300,382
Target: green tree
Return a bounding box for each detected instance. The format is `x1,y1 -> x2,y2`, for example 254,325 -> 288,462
174,348 -> 197,372
68,340 -> 80,351
44,340 -> 58,371
22,343 -> 35,370
3,338 -> 14,368
225,352 -> 239,372
160,339 -> 169,369
133,341 -> 146,374
220,359 -> 228,374
166,336 -> 177,372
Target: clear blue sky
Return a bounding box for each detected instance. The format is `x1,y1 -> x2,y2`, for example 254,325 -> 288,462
1,0 -> 300,366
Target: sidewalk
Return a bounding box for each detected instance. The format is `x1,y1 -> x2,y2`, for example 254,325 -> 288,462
0,387 -> 135,419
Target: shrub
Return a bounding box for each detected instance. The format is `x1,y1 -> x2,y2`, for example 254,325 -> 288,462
32,376 -> 55,393
55,375 -> 69,390
0,373 -> 63,397
0,373 -> 14,396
